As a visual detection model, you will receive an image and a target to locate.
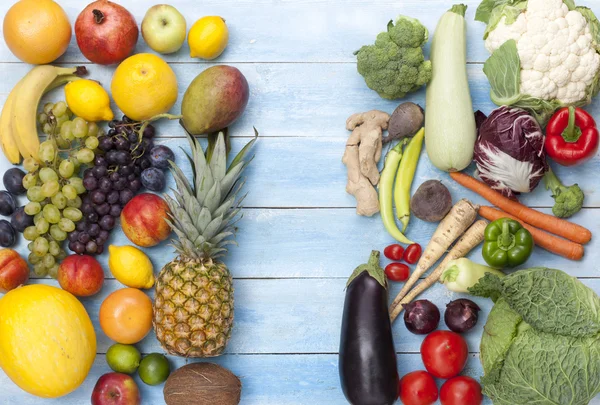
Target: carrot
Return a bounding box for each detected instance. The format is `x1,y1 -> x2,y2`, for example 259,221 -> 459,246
450,171 -> 592,245
389,199 -> 478,314
389,219 -> 488,322
479,206 -> 584,261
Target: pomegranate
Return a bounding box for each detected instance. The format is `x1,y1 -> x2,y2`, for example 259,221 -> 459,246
75,0 -> 138,65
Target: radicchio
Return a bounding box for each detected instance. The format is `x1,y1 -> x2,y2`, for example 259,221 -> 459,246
474,106 -> 548,199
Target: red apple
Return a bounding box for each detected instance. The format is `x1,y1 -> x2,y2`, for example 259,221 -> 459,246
0,248 -> 29,293
58,255 -> 105,297
75,0 -> 139,65
121,193 -> 171,247
91,373 -> 141,405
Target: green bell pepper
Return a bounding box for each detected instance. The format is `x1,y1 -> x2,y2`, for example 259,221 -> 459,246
482,218 -> 533,268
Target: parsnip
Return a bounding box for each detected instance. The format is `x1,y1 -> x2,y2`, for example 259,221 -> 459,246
389,219 -> 487,321
389,199 -> 478,316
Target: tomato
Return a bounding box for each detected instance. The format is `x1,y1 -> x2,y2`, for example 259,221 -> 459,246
385,263 -> 410,281
384,244 -> 405,260
440,376 -> 483,405
403,243 -> 422,264
399,370 -> 438,405
420,330 -> 468,379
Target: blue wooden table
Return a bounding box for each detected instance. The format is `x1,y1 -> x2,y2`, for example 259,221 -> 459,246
1,0 -> 600,403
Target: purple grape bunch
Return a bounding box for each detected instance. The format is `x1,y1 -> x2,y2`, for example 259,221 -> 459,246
66,117 -> 152,255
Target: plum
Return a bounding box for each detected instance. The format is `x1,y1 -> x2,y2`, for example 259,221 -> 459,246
149,145 -> 175,169
3,168 -> 26,195
0,191 -> 16,216
141,168 -> 165,192
11,207 -> 34,232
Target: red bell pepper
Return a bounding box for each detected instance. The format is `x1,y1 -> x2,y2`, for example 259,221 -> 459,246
545,106 -> 599,166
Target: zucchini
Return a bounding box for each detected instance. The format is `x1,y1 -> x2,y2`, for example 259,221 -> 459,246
425,4 -> 476,172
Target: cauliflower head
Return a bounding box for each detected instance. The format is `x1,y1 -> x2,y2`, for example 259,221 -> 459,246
355,16 -> 432,100
476,0 -> 600,123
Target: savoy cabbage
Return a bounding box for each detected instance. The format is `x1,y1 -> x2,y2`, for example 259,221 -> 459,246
470,268 -> 600,404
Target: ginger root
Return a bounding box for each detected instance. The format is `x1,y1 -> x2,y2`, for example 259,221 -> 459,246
343,110 -> 390,216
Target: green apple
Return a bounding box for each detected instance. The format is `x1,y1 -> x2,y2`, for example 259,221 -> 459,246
141,5 -> 187,54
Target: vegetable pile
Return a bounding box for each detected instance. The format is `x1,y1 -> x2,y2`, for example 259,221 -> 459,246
341,1 -> 600,404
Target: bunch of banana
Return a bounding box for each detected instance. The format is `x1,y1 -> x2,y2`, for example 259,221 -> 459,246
0,65 -> 87,164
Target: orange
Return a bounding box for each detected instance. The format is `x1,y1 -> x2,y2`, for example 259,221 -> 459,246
99,288 -> 153,344
111,53 -> 178,121
3,0 -> 72,64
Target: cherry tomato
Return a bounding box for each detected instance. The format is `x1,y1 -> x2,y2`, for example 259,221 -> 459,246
384,244 -> 405,260
399,370 -> 438,405
403,243 -> 422,264
440,376 -> 483,405
420,330 -> 468,379
385,263 -> 410,282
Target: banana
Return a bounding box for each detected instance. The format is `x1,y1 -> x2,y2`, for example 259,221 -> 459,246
45,74 -> 84,94
0,78 -> 26,163
12,65 -> 81,160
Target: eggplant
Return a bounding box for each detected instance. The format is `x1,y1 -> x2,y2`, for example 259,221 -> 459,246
339,251 -> 398,405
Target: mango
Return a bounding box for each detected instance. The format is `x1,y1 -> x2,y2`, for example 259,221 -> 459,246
181,65 -> 249,134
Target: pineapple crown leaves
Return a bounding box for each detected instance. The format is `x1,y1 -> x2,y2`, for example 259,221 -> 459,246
165,130 -> 257,259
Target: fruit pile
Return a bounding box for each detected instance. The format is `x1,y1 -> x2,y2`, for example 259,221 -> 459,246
19,101 -> 104,276
0,0 -> 254,403
70,117 -> 155,256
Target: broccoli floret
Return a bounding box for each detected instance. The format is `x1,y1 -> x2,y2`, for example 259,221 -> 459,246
544,168 -> 584,219
355,16 -> 432,100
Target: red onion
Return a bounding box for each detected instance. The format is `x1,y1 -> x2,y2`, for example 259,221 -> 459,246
444,299 -> 481,333
403,300 -> 440,335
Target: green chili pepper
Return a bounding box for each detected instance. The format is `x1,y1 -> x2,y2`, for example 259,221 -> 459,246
379,139 -> 413,244
482,218 -> 534,268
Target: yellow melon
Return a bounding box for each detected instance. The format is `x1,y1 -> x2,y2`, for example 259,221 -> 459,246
0,284 -> 96,398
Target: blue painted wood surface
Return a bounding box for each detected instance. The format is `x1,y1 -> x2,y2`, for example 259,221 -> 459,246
1,0 -> 600,403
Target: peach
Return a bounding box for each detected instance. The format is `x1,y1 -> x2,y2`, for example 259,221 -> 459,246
0,248 -> 29,293
58,254 -> 105,297
121,193 -> 171,247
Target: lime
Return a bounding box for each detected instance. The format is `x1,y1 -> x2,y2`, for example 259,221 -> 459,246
106,343 -> 141,374
138,353 -> 171,385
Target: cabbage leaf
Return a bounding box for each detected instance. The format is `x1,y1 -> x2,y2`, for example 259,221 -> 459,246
470,268 -> 600,404
483,40 -> 562,124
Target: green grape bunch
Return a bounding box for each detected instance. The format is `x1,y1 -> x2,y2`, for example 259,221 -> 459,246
21,101 -> 105,278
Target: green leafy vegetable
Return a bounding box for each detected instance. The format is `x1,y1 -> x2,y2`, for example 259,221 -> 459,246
483,40 -> 563,123
475,0 -> 527,24
482,1 -> 527,39
470,268 -> 600,404
355,16 -> 432,100
483,40 -> 521,105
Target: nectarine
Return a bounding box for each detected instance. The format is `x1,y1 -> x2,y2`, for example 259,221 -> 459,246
121,193 -> 171,247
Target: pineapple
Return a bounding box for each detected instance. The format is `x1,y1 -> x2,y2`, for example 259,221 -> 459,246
153,132 -> 256,357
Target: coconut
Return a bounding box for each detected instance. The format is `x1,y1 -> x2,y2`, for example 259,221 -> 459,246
164,363 -> 241,405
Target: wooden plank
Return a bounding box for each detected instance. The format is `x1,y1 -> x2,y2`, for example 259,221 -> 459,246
0,0 -> 596,64
7,203 -> 600,281
1,62 -> 599,141
2,134 -> 599,209
0,353 -> 490,405
23,278 -> 600,355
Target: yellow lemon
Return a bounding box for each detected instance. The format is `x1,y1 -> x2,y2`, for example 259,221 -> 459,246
65,79 -> 114,122
111,53 -> 178,121
188,16 -> 229,60
108,245 -> 155,289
